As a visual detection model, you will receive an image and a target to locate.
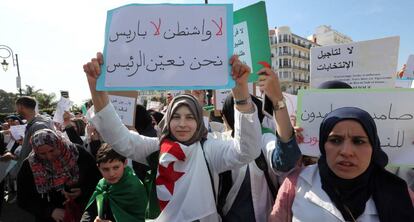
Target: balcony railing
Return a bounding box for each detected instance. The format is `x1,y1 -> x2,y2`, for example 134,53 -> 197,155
278,52 -> 292,56
292,53 -> 310,60
293,78 -> 310,83
292,65 -> 310,71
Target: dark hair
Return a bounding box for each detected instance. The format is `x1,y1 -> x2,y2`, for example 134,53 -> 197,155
222,94 -> 264,137
318,80 -> 352,89
135,104 -> 156,136
15,96 -> 37,110
71,119 -> 86,136
149,110 -> 164,124
96,143 -> 126,165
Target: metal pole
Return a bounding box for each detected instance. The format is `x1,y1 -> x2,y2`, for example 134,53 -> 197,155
15,54 -> 22,96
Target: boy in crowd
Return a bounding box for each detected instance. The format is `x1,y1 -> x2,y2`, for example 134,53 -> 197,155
81,143 -> 147,222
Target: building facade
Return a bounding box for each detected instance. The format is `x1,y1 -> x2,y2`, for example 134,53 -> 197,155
308,25 -> 353,46
269,26 -> 319,94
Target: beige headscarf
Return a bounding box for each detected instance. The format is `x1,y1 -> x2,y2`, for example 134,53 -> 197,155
158,94 -> 208,146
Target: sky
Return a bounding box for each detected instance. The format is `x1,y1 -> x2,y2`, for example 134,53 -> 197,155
0,0 -> 413,105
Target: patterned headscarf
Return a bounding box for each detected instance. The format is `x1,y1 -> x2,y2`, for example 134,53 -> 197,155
158,94 -> 208,146
29,129 -> 79,194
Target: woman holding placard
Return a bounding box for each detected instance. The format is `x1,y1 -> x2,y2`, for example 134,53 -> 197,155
83,53 -> 262,222
269,107 -> 414,222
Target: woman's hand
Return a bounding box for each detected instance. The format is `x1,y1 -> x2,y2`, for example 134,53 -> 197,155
229,55 -> 252,112
94,216 -> 112,222
257,68 -> 283,104
62,188 -> 82,204
51,208 -> 65,222
83,52 -> 109,112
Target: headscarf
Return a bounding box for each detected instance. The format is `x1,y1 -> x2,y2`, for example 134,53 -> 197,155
222,94 -> 264,137
5,115 -> 24,125
158,94 -> 208,146
86,166 -> 147,222
29,129 -> 79,195
318,107 -> 414,221
318,80 -> 352,89
135,104 -> 157,137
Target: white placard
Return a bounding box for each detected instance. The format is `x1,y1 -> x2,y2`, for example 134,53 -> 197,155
310,36 -> 399,89
297,89 -> 414,166
283,92 -> 297,118
214,89 -> 232,110
404,55 -> 414,79
10,125 -> 26,140
146,101 -> 163,111
395,79 -> 413,88
53,97 -> 74,124
214,83 -> 253,110
234,21 -> 252,69
109,95 -> 136,127
99,4 -> 233,90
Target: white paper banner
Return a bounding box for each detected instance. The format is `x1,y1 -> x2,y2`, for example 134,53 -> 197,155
310,36 -> 399,89
297,89 -> 414,166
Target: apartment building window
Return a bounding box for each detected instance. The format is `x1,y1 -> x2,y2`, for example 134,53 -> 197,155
283,71 -> 289,79
283,34 -> 288,42
283,58 -> 289,67
283,46 -> 288,53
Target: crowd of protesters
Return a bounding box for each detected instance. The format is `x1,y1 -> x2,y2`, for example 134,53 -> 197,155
0,53 -> 412,222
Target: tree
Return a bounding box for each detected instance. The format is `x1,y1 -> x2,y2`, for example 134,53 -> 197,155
22,85 -> 43,96
0,89 -> 18,113
36,92 -> 57,110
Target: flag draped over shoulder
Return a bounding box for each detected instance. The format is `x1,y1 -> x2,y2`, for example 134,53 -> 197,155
155,139 -> 216,222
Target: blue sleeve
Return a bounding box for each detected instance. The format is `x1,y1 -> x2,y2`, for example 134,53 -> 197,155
271,133 -> 301,172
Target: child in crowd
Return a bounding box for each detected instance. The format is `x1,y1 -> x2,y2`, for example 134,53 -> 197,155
81,143 -> 147,222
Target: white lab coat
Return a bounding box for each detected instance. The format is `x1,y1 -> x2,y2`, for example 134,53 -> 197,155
292,165 -> 379,222
92,103 -> 262,222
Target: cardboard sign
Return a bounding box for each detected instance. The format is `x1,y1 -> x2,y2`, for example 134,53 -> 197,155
297,88 -> 414,166
234,1 -> 271,82
98,4 -> 234,91
310,36 -> 399,89
108,91 -> 138,127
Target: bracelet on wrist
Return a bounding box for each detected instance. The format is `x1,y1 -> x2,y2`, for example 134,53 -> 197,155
234,96 -> 252,105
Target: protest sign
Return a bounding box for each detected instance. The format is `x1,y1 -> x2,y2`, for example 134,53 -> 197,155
98,4 -> 233,91
234,1 -> 271,82
214,83 -> 254,110
53,97 -> 73,124
108,91 -> 138,127
395,79 -> 413,88
146,101 -> 163,111
297,88 -> 414,166
10,125 -> 26,140
404,55 -> 414,79
310,36 -> 399,89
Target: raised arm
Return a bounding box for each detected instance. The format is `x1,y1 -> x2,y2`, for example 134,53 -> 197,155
257,68 -> 293,141
258,68 -> 301,172
83,52 -> 159,164
206,55 -> 261,173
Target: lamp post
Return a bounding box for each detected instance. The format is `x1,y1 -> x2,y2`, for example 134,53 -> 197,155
0,45 -> 22,96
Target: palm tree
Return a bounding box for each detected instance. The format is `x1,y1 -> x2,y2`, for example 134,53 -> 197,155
23,85 -> 43,96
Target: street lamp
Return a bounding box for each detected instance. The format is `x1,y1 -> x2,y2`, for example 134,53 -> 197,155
0,45 -> 22,96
